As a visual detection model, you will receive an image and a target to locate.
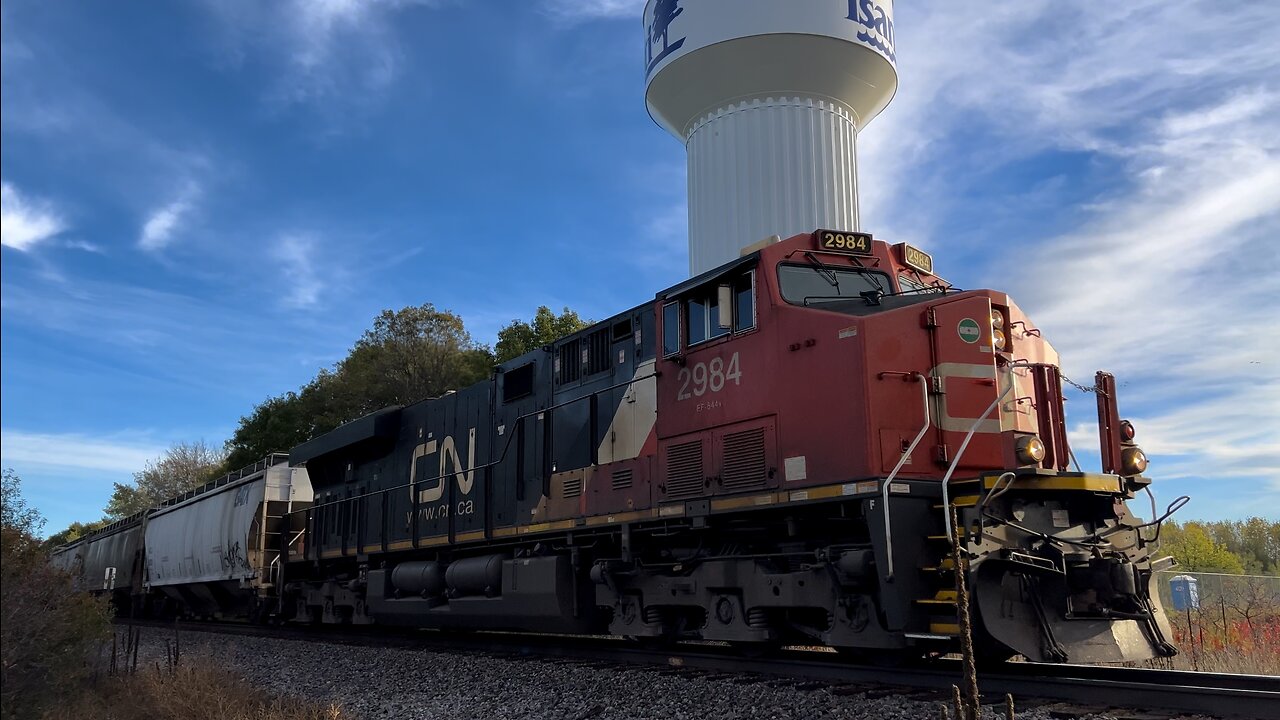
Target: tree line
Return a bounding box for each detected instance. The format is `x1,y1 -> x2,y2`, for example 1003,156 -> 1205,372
42,304 -> 588,547
1157,518 -> 1280,575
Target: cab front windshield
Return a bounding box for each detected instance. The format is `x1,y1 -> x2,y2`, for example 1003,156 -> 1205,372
777,263 -> 893,306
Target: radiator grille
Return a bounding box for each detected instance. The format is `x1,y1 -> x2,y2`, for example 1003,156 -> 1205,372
561,474 -> 583,499
611,468 -> 633,490
722,427 -> 767,493
664,440 -> 704,499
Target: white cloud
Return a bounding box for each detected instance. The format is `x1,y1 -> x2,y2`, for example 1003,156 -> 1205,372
63,239 -> 104,254
541,0 -> 644,22
0,430 -> 163,475
139,183 -> 200,251
273,233 -> 322,309
1,181 -> 66,251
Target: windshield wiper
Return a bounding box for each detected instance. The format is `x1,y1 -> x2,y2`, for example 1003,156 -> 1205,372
803,293 -> 881,307
803,252 -> 840,288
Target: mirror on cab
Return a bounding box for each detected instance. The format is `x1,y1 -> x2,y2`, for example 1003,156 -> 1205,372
717,284 -> 732,329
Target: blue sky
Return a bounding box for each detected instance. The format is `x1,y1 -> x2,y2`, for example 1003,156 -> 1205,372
2,1 -> 1277,533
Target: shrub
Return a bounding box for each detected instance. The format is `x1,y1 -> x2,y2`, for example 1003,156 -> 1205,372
2,471 -> 113,719
42,664 -> 346,720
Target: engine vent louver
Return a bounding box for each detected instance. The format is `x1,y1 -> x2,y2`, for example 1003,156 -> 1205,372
664,440 -> 704,499
722,427 -> 767,493
561,474 -> 583,499
611,468 -> 634,490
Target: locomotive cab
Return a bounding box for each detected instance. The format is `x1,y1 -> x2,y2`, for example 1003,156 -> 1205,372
699,230 -> 1178,663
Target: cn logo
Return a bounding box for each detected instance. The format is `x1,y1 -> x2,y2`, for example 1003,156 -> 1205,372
409,427 -> 477,503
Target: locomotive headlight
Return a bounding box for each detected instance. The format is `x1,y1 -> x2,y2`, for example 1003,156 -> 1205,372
992,328 -> 1007,351
1121,446 -> 1149,476
1015,434 -> 1046,465
990,309 -> 1005,329
1120,419 -> 1137,441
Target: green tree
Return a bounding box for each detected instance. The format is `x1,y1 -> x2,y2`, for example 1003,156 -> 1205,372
495,306 -> 591,363
105,440 -> 226,518
330,303 -> 493,417
1159,521 -> 1246,574
42,519 -> 109,551
222,391 -> 316,471
223,304 -> 496,469
2,468 -> 43,553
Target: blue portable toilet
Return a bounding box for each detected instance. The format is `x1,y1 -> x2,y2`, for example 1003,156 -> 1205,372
1170,574 -> 1199,611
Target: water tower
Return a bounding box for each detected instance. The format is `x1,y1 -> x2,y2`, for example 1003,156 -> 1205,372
644,0 -> 899,276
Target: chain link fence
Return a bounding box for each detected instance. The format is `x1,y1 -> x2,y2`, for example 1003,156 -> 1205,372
1153,570 -> 1280,674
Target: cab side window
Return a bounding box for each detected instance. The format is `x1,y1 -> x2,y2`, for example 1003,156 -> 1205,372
734,271 -> 756,332
666,269 -> 756,355
662,301 -> 680,357
687,292 -> 731,347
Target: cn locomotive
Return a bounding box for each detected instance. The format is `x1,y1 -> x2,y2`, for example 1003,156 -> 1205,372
54,229 -> 1180,665
286,229 -> 1176,664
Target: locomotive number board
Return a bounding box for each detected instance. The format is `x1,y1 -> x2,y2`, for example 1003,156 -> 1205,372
815,229 -> 873,255
901,243 -> 934,274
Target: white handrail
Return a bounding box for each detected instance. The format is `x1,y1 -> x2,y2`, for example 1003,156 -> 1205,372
940,361 -> 1032,544
880,372 -> 930,582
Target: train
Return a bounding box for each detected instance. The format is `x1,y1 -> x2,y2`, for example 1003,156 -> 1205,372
53,229 -> 1179,665
51,455 -> 312,622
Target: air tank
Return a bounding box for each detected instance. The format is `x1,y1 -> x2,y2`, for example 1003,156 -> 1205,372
643,0 -> 899,276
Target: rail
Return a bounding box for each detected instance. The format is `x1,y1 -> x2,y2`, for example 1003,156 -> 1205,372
113,618 -> 1280,719
876,371 -> 930,582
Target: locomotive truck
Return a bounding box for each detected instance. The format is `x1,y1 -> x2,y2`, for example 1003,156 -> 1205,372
274,229 -> 1179,665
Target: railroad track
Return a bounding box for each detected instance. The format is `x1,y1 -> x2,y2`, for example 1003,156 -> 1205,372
118,619 -> 1280,719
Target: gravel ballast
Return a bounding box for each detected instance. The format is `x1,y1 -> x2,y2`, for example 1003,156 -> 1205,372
128,631 -> 1211,720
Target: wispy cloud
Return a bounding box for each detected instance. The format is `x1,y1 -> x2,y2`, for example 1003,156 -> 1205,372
541,0 -> 644,22
0,430 -> 163,475
1,181 -> 66,251
139,182 -> 200,251
203,0 -> 448,110
63,239 -> 104,254
272,233 -> 322,309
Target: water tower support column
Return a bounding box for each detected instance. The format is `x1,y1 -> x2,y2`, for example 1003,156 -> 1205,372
686,96 -> 860,276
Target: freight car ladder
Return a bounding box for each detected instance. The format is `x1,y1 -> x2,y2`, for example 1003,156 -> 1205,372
911,477 -> 982,641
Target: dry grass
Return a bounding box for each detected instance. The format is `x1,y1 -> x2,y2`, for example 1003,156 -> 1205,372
41,665 -> 348,720
1163,616 -> 1280,675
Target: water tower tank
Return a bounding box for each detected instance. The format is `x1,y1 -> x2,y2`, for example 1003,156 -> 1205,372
644,0 -> 898,276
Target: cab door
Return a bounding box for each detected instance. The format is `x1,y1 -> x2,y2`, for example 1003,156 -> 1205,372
927,296 -> 1003,471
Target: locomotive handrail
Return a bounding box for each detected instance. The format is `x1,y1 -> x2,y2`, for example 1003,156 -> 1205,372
877,371 -> 930,583
939,360 -> 1032,545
